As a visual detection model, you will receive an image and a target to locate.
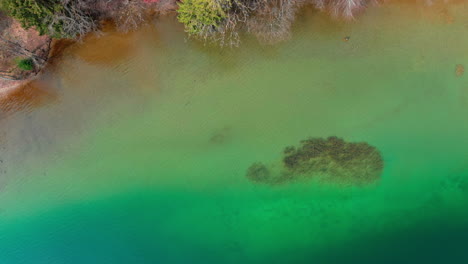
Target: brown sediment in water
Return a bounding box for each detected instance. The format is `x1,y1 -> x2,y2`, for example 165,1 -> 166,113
0,20 -> 167,117
0,80 -> 57,119
47,39 -> 77,66
37,20 -> 147,69
391,0 -> 466,23
1,0 -> 465,80
456,64 -> 465,77
0,0 -> 465,101
0,37 -> 73,117
69,22 -> 140,66
246,137 -> 384,186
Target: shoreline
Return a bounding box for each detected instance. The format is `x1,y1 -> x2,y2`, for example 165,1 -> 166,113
0,0 -> 464,94
0,1 -> 177,93
0,15 -> 53,94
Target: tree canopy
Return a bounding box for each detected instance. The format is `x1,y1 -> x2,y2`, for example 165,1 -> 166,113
1,0 -> 65,37
177,0 -> 230,35
1,0 -> 97,39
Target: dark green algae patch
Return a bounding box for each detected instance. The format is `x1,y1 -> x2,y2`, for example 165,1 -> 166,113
246,137 -> 384,185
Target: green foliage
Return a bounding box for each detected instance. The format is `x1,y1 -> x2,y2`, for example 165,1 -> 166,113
1,0 -> 65,37
177,0 -> 231,35
16,58 -> 34,71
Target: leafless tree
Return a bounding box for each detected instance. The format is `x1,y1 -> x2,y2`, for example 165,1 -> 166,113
312,0 -> 378,19
114,0 -> 148,33
195,0 -> 299,47
247,0 -> 304,44
44,0 -> 98,39
222,0 -> 381,45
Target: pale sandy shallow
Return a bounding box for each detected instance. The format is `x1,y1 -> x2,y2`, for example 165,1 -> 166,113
0,81 -> 22,96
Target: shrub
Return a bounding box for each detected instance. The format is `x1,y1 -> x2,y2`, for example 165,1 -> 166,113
177,0 -> 231,36
16,58 -> 34,71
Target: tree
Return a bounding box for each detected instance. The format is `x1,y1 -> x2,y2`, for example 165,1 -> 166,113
247,0 -> 303,44
114,0 -> 148,33
1,0 -> 64,37
177,0 -> 231,36
1,0 -> 97,39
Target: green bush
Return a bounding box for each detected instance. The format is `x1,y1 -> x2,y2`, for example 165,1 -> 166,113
177,0 -> 231,36
16,58 -> 34,71
1,0 -> 65,37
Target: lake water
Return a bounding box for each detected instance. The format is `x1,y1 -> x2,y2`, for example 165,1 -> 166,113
0,2 -> 468,263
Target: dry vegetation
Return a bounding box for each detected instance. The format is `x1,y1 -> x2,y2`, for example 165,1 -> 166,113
114,0 -> 149,33
0,0 -> 159,85
0,0 -> 463,87
312,0 -> 374,18
178,0 -> 382,46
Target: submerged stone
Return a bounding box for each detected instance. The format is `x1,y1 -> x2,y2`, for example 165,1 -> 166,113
209,126 -> 231,144
246,137 -> 384,185
246,162 -> 271,183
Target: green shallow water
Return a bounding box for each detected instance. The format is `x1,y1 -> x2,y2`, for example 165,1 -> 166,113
1,2 -> 468,263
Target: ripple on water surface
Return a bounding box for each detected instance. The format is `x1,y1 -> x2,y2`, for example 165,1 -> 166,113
0,2 -> 468,263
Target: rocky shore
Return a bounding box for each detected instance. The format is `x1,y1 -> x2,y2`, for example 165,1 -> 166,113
0,13 -> 51,93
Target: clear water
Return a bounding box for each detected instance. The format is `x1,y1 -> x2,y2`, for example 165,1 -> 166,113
0,2 -> 467,263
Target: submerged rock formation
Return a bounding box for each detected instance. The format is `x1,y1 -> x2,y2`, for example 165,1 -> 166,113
246,136 -> 384,185
246,162 -> 272,183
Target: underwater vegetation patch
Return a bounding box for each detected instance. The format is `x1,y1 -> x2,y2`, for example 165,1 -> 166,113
209,126 -> 232,144
246,162 -> 271,183
246,136 -> 384,185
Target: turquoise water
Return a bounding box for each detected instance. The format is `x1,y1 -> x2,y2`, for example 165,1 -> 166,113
1,3 -> 468,263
